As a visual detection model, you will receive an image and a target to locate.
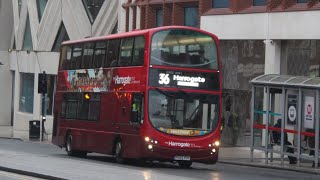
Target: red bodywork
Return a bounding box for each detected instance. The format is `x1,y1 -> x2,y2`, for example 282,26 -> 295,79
52,26 -> 222,164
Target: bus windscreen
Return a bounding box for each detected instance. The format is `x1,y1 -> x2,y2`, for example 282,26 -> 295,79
148,90 -> 219,136
150,29 -> 218,69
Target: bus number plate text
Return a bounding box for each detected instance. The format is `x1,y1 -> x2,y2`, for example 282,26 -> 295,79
174,156 -> 191,161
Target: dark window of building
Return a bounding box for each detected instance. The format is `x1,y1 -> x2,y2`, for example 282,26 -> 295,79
112,22 -> 118,34
253,0 -> 267,6
212,0 -> 229,8
20,73 -> 34,113
184,7 -> 198,28
156,8 -> 163,27
119,38 -> 134,66
132,36 -> 145,66
82,0 -> 105,24
82,43 -> 94,69
36,0 -> 47,22
18,0 -> 22,16
72,44 -> 83,69
22,14 -> 33,51
93,41 -> 106,68
52,22 -> 70,52
297,0 -> 308,3
297,0 -> 309,3
107,39 -> 120,67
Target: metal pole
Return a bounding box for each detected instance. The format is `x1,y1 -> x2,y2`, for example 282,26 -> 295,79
42,93 -> 45,141
280,87 -> 285,166
250,86 -> 255,162
265,86 -> 270,164
315,90 -> 319,168
297,88 -> 302,166
41,71 -> 46,141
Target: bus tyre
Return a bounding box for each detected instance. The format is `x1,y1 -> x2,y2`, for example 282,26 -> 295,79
66,134 -> 87,157
115,141 -> 125,164
178,161 -> 192,168
66,134 -> 74,156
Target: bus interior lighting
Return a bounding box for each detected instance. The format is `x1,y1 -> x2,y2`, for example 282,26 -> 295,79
84,93 -> 90,100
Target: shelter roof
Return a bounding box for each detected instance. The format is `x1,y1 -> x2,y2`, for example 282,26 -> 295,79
250,74 -> 320,89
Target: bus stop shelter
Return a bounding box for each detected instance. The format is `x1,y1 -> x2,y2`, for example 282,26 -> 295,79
250,74 -> 320,167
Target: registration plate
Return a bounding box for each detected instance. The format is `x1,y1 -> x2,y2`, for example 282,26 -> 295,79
174,156 -> 191,161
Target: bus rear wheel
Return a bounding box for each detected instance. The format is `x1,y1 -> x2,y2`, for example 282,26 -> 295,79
178,161 -> 192,168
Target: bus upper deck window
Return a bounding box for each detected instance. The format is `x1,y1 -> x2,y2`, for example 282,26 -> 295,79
61,46 -> 72,70
93,42 -> 106,68
132,36 -> 145,66
107,39 -> 120,67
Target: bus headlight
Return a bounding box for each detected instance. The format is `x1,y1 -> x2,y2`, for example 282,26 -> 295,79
148,144 -> 153,149
145,137 -> 150,142
212,148 -> 216,153
214,141 -> 220,146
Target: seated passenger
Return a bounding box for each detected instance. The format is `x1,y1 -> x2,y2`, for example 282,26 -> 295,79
305,129 -> 320,167
272,119 -> 297,164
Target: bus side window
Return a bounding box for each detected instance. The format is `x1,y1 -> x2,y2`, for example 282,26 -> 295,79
119,37 -> 134,67
107,39 -> 120,67
93,41 -> 106,68
82,43 -> 94,69
65,93 -> 78,119
61,46 -> 72,70
131,93 -> 144,124
71,44 -> 83,69
132,36 -> 145,66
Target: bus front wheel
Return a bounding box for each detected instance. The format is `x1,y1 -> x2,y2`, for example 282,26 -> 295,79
66,134 -> 74,156
178,161 -> 192,168
66,133 -> 87,157
114,141 -> 125,164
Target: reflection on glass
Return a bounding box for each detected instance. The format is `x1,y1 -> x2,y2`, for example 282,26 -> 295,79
151,29 -> 218,70
148,90 -> 219,136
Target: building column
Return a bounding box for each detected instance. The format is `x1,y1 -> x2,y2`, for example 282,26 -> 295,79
136,6 -> 141,29
264,40 -> 281,74
33,56 -> 41,121
262,39 -> 281,145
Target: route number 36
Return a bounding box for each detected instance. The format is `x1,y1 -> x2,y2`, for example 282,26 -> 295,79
159,73 -> 170,85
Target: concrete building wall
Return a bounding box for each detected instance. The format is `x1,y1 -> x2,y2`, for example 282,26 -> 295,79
201,10 -> 320,146
201,11 -> 320,40
8,0 -> 120,140
0,0 -> 13,133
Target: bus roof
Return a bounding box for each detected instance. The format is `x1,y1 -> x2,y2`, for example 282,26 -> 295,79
61,26 -> 216,45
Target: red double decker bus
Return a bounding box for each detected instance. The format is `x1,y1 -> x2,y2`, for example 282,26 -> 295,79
52,26 -> 222,167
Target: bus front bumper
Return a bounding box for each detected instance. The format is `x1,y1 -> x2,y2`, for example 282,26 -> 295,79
141,143 -> 219,164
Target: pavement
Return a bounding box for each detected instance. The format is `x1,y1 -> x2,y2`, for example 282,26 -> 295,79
218,146 -> 320,175
0,137 -> 320,179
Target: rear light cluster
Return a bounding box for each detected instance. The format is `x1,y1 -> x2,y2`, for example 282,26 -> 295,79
145,137 -> 158,151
